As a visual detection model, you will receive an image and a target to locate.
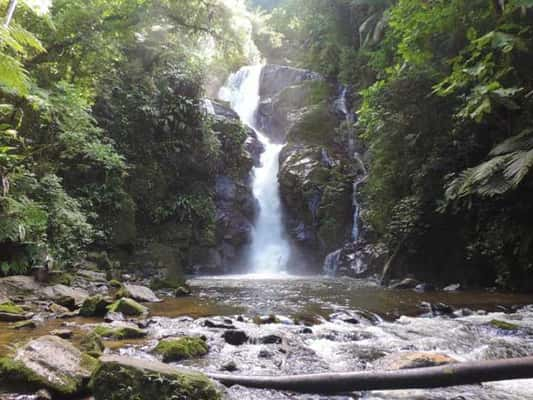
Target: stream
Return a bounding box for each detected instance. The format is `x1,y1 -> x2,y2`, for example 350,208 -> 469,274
2,276 -> 533,399
124,276 -> 533,400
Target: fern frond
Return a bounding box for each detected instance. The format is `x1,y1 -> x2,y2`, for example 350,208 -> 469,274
490,128 -> 533,156
445,155 -> 512,200
8,24 -> 46,54
0,53 -> 29,95
505,148 -> 533,186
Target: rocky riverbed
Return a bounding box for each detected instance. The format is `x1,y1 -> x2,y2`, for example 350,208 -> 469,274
1,272 -> 533,399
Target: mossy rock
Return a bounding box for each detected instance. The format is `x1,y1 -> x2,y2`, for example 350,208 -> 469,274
0,301 -> 24,315
0,356 -> 49,392
114,285 -> 130,299
107,298 -> 148,316
174,286 -> 192,297
490,319 -> 520,331
150,277 -> 187,291
108,279 -> 123,288
90,355 -> 222,400
11,320 -> 36,329
253,314 -> 280,325
80,331 -> 105,357
48,272 -> 74,286
93,325 -> 147,340
286,101 -> 338,146
3,335 -> 99,396
153,337 -> 208,363
80,295 -> 112,317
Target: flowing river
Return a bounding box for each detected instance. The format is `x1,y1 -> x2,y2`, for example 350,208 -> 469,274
143,276 -> 533,400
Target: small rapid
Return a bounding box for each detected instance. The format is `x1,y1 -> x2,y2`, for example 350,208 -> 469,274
144,276 -> 533,400
219,66 -> 290,274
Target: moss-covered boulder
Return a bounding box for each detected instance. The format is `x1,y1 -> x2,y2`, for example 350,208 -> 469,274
490,319 -> 520,331
153,337 -> 208,363
0,357 -> 50,392
150,277 -> 187,290
0,300 -> 24,314
80,331 -> 105,357
0,300 -> 29,322
1,335 -> 99,396
90,355 -> 222,400
93,324 -> 147,340
11,320 -> 37,329
107,297 -> 148,316
174,286 -> 192,297
79,295 -> 112,317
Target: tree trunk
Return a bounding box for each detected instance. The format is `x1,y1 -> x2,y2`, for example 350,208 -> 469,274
208,356 -> 533,394
3,0 -> 17,27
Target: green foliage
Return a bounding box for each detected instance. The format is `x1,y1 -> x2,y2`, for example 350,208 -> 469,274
354,0 -> 533,288
0,0 -> 253,275
0,19 -> 45,95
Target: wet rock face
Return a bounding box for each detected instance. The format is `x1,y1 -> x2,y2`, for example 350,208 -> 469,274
256,65 -> 323,143
278,143 -> 354,262
90,355 -> 222,400
259,65 -> 322,100
198,101 -> 261,274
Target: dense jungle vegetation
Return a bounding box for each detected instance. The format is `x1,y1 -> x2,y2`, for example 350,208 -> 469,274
2,0 -> 533,290
0,0 -> 255,277
253,0 -> 533,289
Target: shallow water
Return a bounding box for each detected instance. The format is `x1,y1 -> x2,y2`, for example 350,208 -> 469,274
2,275 -> 533,400
186,275 -> 533,320
141,276 -> 533,400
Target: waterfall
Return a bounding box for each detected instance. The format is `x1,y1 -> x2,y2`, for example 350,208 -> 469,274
323,87 -> 368,276
323,248 -> 342,277
219,65 -> 290,274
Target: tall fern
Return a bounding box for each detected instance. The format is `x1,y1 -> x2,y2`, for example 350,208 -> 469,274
0,23 -> 45,95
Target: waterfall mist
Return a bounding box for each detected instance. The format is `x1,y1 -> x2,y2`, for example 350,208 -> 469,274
219,65 -> 290,274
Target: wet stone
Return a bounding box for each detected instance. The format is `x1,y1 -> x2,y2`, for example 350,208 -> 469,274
12,320 -> 37,329
51,329 -> 73,339
0,312 -> 31,322
220,360 -> 238,372
49,303 -> 70,314
258,349 -> 273,359
222,330 -> 248,346
258,334 -> 282,345
104,311 -> 125,322
204,319 -> 236,329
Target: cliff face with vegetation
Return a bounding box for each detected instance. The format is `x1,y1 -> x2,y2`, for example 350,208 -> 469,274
0,0 -> 259,279
3,0 -> 533,290
254,0 -> 533,290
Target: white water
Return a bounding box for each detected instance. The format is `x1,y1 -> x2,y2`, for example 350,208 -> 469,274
219,65 -> 290,274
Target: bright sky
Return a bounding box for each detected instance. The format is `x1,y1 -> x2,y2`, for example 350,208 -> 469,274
25,0 -> 51,14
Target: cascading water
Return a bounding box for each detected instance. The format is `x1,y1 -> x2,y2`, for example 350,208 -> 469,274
324,87 -> 368,276
219,65 -> 290,274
